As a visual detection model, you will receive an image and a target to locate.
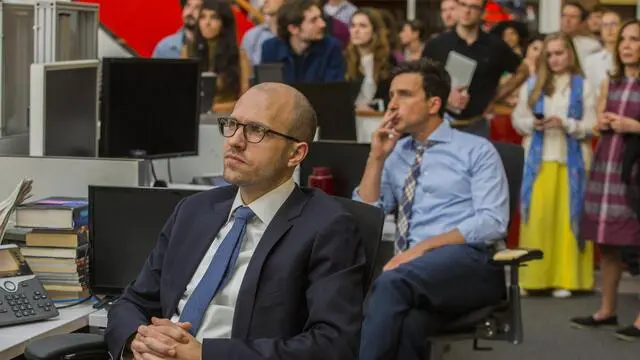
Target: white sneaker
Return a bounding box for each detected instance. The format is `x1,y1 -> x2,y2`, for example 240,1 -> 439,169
552,289 -> 572,298
520,288 -> 529,296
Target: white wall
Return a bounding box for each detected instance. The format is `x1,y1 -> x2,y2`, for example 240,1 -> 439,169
538,0 -> 561,34
98,28 -> 134,58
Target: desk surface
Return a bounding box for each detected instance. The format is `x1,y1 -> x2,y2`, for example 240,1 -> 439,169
0,303 -> 98,359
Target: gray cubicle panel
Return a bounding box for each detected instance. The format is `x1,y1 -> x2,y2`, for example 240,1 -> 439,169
0,156 -> 145,200
153,120 -> 225,184
0,134 -> 28,156
29,60 -> 100,157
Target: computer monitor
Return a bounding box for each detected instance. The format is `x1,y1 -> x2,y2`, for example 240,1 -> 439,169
89,185 -> 202,296
200,72 -> 217,114
29,60 -> 100,157
253,63 -> 284,84
290,82 -> 357,141
99,58 -> 201,159
300,140 -> 370,197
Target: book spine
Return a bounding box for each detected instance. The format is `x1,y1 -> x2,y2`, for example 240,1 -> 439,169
72,207 -> 89,229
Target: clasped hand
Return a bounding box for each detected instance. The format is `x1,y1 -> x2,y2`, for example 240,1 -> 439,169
533,115 -> 563,131
448,87 -> 470,112
130,317 -> 201,360
596,112 -> 640,134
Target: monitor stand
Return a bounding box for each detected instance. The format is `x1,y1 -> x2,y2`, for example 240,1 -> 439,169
92,295 -> 118,310
134,153 -> 168,188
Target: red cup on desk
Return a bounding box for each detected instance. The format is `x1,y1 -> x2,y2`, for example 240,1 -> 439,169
308,167 -> 335,195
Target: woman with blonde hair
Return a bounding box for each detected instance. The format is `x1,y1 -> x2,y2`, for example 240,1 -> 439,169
512,32 -> 597,298
572,19 -> 640,341
182,0 -> 250,105
344,7 -> 397,112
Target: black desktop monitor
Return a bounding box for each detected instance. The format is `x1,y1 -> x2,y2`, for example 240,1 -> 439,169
89,186 -> 202,296
253,63 -> 284,84
200,72 -> 217,114
99,58 -> 201,159
300,140 -> 370,197
291,82 -> 357,141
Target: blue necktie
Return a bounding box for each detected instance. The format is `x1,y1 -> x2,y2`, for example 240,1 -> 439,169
179,206 -> 255,335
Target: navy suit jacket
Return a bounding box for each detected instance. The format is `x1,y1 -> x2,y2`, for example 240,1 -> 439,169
105,185 -> 365,360
260,36 -> 345,83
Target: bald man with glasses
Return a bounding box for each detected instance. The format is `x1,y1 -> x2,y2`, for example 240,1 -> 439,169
106,83 -> 366,360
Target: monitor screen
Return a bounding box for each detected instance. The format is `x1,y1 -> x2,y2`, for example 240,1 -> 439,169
89,186 -> 201,295
45,66 -> 99,157
301,141 -> 370,197
99,58 -> 200,159
290,82 -> 357,141
254,64 -> 284,84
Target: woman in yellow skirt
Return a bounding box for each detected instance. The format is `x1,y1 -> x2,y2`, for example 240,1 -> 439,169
512,33 -> 597,297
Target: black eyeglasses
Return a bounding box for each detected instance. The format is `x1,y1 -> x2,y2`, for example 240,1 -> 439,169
218,117 -> 301,144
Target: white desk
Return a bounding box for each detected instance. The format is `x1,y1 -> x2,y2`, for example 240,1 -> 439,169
89,308 -> 108,330
0,303 -> 98,359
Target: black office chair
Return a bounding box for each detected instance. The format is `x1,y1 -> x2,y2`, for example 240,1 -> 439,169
426,141 -> 543,359
24,197 -> 385,360
332,196 -> 386,288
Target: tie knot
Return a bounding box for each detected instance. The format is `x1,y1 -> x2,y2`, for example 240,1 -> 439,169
415,140 -> 436,154
234,206 -> 255,221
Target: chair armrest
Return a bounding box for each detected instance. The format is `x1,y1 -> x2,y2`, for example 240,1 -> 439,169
24,333 -> 107,360
492,248 -> 543,266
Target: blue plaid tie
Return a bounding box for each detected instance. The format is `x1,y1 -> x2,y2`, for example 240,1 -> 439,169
396,141 -> 434,252
179,206 -> 255,335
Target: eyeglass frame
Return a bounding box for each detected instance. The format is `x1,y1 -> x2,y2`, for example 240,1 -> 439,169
217,116 -> 302,144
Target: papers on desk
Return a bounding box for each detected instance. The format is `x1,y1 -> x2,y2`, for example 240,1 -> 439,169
0,179 -> 33,244
445,51 -> 477,90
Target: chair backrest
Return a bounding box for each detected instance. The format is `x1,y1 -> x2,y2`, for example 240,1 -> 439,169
332,196 -> 385,290
491,141 -> 524,218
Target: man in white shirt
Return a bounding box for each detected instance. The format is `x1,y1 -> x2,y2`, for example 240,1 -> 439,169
583,10 -> 621,97
561,2 -> 603,67
106,83 -> 366,360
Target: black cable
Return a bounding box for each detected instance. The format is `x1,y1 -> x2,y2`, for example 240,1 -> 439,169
150,160 -> 158,182
167,159 -> 173,184
55,295 -> 94,309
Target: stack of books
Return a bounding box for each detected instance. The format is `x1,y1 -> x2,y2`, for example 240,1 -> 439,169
14,197 -> 90,300
0,179 -> 33,242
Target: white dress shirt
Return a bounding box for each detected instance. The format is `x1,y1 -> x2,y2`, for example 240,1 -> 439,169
583,49 -> 613,98
512,74 -> 596,167
170,178 -> 295,342
572,36 -> 603,70
355,53 -> 377,106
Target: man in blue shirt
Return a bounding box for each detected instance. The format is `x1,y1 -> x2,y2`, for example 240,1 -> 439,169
241,0 -> 284,66
152,0 -> 203,58
354,59 -> 509,360
260,0 -> 345,83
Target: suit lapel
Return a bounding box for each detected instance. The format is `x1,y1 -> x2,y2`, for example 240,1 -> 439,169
232,187 -> 309,338
166,192 -> 235,317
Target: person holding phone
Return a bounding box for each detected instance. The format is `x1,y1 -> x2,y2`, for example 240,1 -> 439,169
511,32 -> 597,298
344,8 -> 397,112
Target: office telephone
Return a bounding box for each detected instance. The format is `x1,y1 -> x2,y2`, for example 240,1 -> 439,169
0,244 -> 59,327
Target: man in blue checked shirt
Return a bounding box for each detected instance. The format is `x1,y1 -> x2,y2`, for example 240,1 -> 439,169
354,59 -> 509,360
